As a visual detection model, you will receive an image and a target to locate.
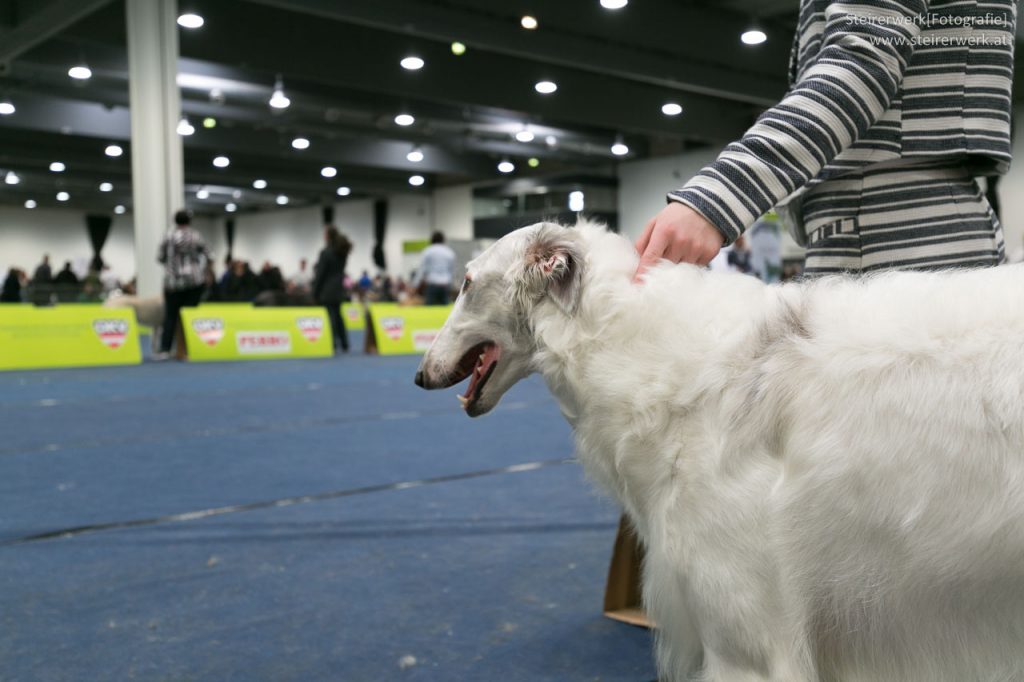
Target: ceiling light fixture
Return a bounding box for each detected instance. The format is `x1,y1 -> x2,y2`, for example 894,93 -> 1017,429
611,137 -> 630,156
99,182 -> 113,192
49,161 -> 65,172
662,102 -> 683,116
545,135 -> 558,147
276,194 -> 289,205
5,171 -> 19,185
451,41 -> 466,56
203,117 -> 217,129
534,80 -> 557,94
253,179 -> 268,189
177,117 -> 195,136
114,205 -> 126,214
569,190 -> 585,212
226,203 -> 238,213
321,166 -> 337,178
196,188 -> 210,199
394,113 -> 415,126
177,12 -> 204,29
407,147 -> 424,163
104,144 -> 123,157
521,15 -> 538,29
528,157 -> 540,168
400,56 -> 425,70
600,0 -> 628,8
56,191 -> 70,202
497,159 -> 515,174
24,199 -> 36,209
269,75 -> 290,109
408,174 -> 425,187
291,136 -> 310,150
336,186 -> 351,197
212,155 -> 230,168
515,127 -> 535,143
741,29 -> 767,45
0,100 -> 14,115
68,64 -> 92,80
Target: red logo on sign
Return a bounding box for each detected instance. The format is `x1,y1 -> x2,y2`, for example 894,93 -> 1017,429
93,319 -> 129,349
236,331 -> 291,354
192,318 -> 225,347
296,316 -> 324,343
381,317 -> 405,341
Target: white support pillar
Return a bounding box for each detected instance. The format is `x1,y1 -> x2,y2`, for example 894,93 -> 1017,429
126,0 -> 184,297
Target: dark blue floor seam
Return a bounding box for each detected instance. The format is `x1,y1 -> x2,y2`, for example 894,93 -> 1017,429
0,457 -> 578,546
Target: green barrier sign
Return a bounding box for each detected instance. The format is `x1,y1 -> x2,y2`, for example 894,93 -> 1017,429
181,307 -> 334,362
366,303 -> 452,355
0,305 -> 142,371
342,303 -> 366,332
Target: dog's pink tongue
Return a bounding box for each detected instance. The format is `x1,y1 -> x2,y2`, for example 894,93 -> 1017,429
462,344 -> 501,401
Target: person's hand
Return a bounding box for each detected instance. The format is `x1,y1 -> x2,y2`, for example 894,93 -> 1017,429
633,202 -> 725,282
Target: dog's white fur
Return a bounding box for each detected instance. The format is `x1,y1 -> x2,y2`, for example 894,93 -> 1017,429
103,293 -> 164,353
418,220 -> 1024,681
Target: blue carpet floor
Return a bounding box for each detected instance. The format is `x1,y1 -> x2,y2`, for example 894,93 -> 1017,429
0,335 -> 655,681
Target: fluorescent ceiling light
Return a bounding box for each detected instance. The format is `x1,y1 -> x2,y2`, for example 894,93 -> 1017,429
68,65 -> 92,80
321,166 -> 337,178
408,175 -> 425,186
400,56 -> 425,70
394,113 -> 415,126
337,186 -> 351,196
662,102 -> 683,116
253,179 -> 268,189
534,80 -> 557,94
99,182 -> 113,192
213,156 -> 230,168
49,161 -> 65,172
104,144 -> 123,157
291,137 -> 310,150
177,13 -> 204,29
742,30 -> 767,45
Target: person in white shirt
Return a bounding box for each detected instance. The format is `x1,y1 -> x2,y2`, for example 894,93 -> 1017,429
288,258 -> 312,296
416,232 -> 456,306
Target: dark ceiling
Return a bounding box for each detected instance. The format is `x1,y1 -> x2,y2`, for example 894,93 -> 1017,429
0,0 -> 810,215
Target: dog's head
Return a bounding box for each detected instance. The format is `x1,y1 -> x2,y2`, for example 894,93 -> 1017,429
414,222 -> 585,417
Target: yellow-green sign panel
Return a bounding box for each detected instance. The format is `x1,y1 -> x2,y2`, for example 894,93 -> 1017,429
342,303 -> 366,331
368,303 -> 452,355
0,305 -> 142,371
181,307 -> 334,361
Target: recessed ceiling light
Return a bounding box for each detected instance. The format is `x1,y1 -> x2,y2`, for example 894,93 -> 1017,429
528,157 -> 540,168
741,30 -> 767,45
5,171 -> 19,185
226,203 -> 238,212
104,144 -> 123,157
68,65 -> 92,80
451,41 -> 466,56
408,175 -> 425,187
600,0 -> 628,8
232,189 -> 242,199
401,56 -> 425,70
114,205 -> 126,214
521,15 -> 538,29
196,188 -> 210,199
269,76 -> 290,109
394,113 -> 415,126
177,117 -> 195,136
276,194 -> 289,205
569,190 -> 585,211
213,155 -> 230,168
407,147 -> 424,163
611,140 -> 630,156
662,102 -> 683,116
321,166 -> 337,178
291,137 -> 310,150
336,186 -> 351,197
545,135 -> 558,147
253,179 -> 268,189
497,159 -> 515,173
24,199 -> 36,209
515,129 -> 535,143
56,191 -> 70,202
203,117 -> 217,129
177,13 -> 204,29
49,161 -> 65,172
99,182 -> 113,192
535,80 -> 557,94
0,100 -> 14,115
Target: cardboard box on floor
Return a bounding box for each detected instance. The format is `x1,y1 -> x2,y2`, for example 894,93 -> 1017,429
603,515 -> 654,628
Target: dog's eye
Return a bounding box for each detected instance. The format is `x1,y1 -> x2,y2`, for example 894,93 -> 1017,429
462,277 -> 472,293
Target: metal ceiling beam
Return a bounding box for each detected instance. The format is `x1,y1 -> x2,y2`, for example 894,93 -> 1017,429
0,0 -> 114,65
241,0 -> 789,107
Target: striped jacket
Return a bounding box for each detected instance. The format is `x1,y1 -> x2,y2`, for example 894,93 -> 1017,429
670,0 -> 1016,245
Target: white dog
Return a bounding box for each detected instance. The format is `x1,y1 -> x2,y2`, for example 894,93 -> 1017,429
103,293 -> 164,353
415,220 -> 1024,682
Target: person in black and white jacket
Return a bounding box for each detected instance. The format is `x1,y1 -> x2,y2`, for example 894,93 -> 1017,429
157,210 -> 210,359
635,0 -> 1015,278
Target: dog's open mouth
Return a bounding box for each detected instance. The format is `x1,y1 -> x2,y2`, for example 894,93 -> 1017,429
452,341 -> 501,412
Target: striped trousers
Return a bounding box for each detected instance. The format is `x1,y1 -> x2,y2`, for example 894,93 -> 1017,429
800,164 -> 1005,275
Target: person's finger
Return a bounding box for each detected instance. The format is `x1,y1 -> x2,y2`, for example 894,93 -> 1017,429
633,226 -> 671,283
634,217 -> 657,256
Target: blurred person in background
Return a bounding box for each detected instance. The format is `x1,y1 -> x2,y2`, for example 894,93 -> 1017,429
32,255 -> 52,285
415,231 -> 456,306
289,258 -> 312,296
54,261 -> 78,287
1,268 -> 25,302
314,225 -> 352,354
157,209 -> 210,360
221,260 -> 260,302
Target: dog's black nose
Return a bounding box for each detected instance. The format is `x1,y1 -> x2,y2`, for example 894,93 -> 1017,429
414,370 -> 425,388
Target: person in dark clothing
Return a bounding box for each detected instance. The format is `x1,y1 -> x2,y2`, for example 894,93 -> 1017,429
313,226 -> 352,353
54,262 -> 79,286
257,261 -> 286,293
157,210 -> 210,358
221,260 -> 260,302
33,255 -> 52,284
1,268 -> 24,302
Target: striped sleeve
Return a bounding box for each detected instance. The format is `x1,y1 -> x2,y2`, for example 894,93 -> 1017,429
670,1 -> 927,245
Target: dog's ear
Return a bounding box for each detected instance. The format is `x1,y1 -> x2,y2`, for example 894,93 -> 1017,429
513,224 -> 585,315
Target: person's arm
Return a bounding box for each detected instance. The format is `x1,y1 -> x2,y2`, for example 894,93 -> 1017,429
637,0 -> 927,276
157,237 -> 168,264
